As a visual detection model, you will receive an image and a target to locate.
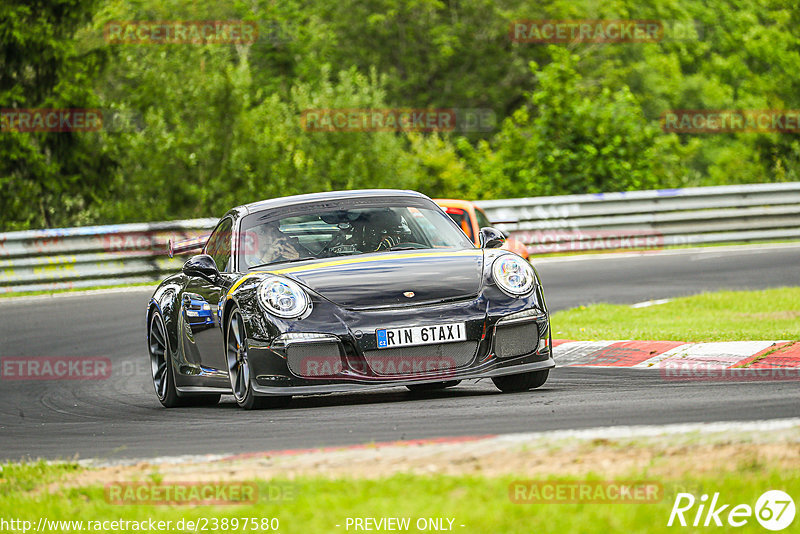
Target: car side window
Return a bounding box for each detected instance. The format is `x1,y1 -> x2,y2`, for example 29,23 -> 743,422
205,218 -> 233,272
475,208 -> 492,230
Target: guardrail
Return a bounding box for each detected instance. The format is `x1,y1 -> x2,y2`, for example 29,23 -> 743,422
476,182 -> 800,254
1,182 -> 798,293
0,219 -> 217,294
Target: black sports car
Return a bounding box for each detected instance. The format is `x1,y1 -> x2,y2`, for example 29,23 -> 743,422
147,190 -> 554,409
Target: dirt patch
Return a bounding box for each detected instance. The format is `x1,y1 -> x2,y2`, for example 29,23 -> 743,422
736,311 -> 800,321
49,424 -> 800,492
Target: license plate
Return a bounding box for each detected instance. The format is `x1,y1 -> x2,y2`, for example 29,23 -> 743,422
376,323 -> 467,349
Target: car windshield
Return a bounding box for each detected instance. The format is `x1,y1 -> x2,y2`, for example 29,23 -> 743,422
442,207 -> 474,241
239,198 -> 474,269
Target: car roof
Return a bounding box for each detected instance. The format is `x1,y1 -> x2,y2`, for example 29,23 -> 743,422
239,189 -> 431,215
433,198 -> 476,211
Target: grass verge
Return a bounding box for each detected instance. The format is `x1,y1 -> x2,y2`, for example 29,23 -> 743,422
551,287 -> 800,341
1,452 -> 797,533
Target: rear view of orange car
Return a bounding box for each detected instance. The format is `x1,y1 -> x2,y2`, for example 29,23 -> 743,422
434,199 -> 529,260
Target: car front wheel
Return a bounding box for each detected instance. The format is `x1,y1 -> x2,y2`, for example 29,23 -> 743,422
226,307 -> 291,410
149,310 -> 220,407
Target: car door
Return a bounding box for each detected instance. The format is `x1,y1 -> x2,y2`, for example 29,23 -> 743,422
182,217 -> 235,379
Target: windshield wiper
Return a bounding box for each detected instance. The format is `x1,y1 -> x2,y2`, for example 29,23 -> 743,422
388,246 -> 423,251
248,257 -> 317,270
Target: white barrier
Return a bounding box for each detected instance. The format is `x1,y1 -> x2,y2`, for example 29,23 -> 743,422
2,183 -> 798,293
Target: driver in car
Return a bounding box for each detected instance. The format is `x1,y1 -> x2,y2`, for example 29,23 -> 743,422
244,222 -> 307,267
361,209 -> 407,252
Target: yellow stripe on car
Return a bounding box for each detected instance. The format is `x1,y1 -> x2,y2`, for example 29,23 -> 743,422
227,249 -> 481,298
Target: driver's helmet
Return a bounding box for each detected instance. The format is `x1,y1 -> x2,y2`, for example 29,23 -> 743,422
362,209 -> 405,251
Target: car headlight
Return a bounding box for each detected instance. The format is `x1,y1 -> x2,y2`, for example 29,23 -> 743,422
258,277 -> 311,319
492,255 -> 536,296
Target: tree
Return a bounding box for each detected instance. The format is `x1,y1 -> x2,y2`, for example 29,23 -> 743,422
460,48 -> 671,198
0,0 -> 113,230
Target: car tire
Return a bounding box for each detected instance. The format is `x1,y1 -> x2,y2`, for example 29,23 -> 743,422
226,307 -> 291,410
148,310 -> 184,408
492,370 -> 549,393
150,310 -> 222,407
406,380 -> 461,392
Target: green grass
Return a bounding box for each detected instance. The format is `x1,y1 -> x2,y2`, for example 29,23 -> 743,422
0,461 -> 81,497
1,462 -> 796,533
551,287 -> 800,341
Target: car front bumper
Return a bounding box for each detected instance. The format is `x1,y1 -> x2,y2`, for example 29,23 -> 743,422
250,354 -> 554,395
222,244 -> 557,398
245,299 -> 554,395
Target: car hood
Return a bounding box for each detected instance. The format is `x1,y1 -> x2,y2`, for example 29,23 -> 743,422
280,249 -> 484,309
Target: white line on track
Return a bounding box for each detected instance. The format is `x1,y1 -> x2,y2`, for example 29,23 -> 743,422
630,298 -> 671,308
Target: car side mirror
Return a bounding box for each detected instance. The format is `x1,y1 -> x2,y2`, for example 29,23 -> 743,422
479,227 -> 506,249
182,254 -> 220,283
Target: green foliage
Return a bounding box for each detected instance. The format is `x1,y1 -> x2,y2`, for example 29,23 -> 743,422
460,49 -> 670,198
2,0 -> 800,229
0,0 -> 113,230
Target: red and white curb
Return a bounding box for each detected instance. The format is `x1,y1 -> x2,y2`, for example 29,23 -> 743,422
553,339 -> 800,369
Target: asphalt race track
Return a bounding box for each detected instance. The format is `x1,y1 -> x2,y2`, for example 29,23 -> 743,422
1,244 -> 799,461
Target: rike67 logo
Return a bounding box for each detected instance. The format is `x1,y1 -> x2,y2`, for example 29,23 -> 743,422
668,490 -> 795,531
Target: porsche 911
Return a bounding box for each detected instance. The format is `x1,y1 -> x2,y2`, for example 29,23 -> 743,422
147,190 -> 553,409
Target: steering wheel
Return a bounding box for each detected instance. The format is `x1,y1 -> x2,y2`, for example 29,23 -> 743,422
329,244 -> 361,255
318,231 -> 348,257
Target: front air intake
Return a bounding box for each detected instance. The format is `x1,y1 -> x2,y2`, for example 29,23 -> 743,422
494,321 -> 539,359
286,341 -> 344,378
